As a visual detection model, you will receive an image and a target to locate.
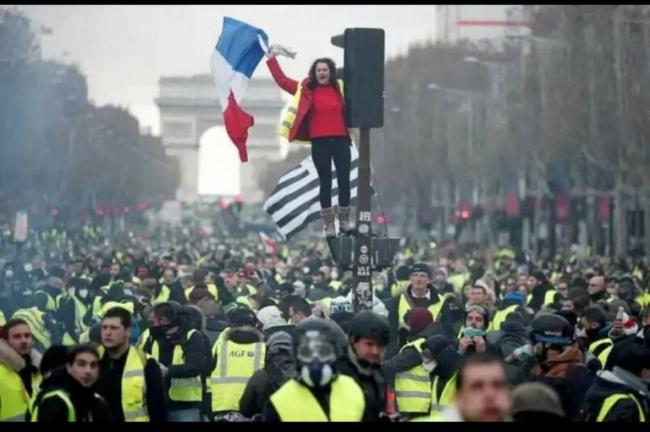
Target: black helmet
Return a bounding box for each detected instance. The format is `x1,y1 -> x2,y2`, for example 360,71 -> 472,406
347,311 -> 390,346
294,318 -> 340,364
530,313 -> 574,346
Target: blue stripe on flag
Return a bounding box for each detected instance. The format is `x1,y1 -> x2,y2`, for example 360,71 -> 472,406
216,17 -> 269,78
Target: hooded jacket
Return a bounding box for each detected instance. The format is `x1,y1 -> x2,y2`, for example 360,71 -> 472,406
580,367 -> 649,422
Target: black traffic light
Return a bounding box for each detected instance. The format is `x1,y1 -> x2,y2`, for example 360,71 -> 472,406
331,28 -> 385,128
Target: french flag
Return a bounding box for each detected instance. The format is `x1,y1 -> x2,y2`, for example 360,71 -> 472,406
210,17 -> 269,163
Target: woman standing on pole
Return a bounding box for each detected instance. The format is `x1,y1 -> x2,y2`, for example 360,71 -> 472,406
265,45 -> 352,238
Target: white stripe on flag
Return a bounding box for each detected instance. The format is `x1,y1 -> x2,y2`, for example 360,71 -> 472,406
209,50 -> 250,110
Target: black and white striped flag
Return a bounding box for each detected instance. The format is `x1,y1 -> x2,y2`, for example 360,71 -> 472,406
264,144 -> 369,240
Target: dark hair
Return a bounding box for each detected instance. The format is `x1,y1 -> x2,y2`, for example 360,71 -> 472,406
582,306 -> 606,327
307,57 -> 339,90
286,295 -> 312,317
3,318 -> 30,336
67,344 -> 99,365
102,307 -> 132,328
470,284 -> 487,295
456,352 -> 505,390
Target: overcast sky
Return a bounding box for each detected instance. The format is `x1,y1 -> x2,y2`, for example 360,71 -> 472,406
17,5 -> 438,136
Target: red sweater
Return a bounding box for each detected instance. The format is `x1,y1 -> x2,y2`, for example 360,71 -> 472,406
267,57 -> 347,139
308,85 -> 347,138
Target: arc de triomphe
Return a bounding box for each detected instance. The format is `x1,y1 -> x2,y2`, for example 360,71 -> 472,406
155,75 -> 286,203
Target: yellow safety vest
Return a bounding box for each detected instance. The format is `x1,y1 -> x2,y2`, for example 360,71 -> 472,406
430,372 -> 457,412
184,284 -> 219,301
209,338 -> 265,412
34,290 -> 56,312
391,280 -> 410,298
0,310 -> 5,326
147,329 -> 202,403
0,362 -> 41,422
30,390 -> 76,422
398,293 -> 443,327
588,338 -> 614,369
270,375 -> 365,422
447,273 -> 469,294
395,338 -> 431,414
487,304 -> 519,332
526,290 -> 557,308
11,308 -> 51,350
597,393 -> 646,422
98,346 -> 150,422
153,285 -> 171,304
329,280 -> 343,293
279,79 -> 345,144
100,300 -> 135,318
56,294 -> 88,334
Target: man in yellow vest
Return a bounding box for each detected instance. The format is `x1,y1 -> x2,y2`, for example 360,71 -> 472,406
29,344 -> 113,422
0,318 -> 42,422
382,308 -> 437,419
384,263 -> 446,356
262,317 -> 367,421
526,270 -> 557,312
578,306 -> 614,372
209,307 -> 265,421
579,343 -> 650,422
141,302 -> 206,422
419,335 -> 461,415
95,307 -> 168,422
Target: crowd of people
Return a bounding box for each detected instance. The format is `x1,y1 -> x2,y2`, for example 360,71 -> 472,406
1,223 -> 649,422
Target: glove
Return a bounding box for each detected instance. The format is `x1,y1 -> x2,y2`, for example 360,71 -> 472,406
268,44 -> 296,59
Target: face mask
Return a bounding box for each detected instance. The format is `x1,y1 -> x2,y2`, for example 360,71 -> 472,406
78,288 -> 89,299
150,325 -> 168,339
300,361 -> 334,388
462,327 -> 486,338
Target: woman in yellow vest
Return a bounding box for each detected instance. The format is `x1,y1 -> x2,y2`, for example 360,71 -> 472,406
263,318 -> 366,421
265,45 -> 352,237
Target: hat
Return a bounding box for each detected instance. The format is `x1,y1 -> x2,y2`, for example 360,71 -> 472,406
267,331 -> 293,353
408,308 -> 433,334
256,306 -> 287,331
511,382 -> 565,419
422,334 -> 452,357
40,345 -> 69,376
410,262 -> 432,278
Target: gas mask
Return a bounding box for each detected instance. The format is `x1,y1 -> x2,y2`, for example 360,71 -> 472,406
296,330 -> 337,388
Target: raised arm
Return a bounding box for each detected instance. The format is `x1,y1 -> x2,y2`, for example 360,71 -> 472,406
266,56 -> 298,95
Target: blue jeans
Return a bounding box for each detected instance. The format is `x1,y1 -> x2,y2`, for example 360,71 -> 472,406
168,408 -> 201,422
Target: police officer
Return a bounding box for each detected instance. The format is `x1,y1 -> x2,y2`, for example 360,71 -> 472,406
262,318 -> 367,422
208,307 -> 265,421
95,307 -> 168,422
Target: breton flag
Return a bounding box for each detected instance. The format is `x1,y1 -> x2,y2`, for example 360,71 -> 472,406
264,144 -> 373,240
210,17 -> 269,162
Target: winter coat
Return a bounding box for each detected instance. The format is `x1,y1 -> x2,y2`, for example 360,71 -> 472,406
528,343 -> 594,420
486,320 -> 530,385
29,369 -> 113,422
580,367 -> 649,422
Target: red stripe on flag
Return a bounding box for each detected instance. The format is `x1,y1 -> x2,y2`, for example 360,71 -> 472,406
223,91 -> 253,162
456,20 -> 531,27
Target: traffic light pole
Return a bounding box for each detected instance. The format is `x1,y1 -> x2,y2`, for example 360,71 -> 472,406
352,128 -> 373,312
